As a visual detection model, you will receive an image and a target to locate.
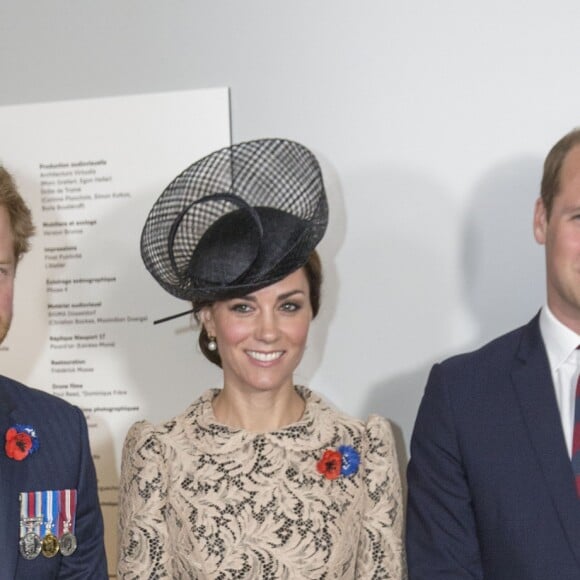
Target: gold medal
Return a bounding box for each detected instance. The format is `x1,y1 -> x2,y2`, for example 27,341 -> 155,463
41,532 -> 59,558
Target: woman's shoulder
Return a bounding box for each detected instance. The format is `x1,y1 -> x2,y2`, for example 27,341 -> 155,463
339,413 -> 396,453
331,409 -> 393,432
304,387 -> 395,446
122,419 -> 167,459
124,389 -> 216,449
363,413 -> 395,442
308,388 -> 387,421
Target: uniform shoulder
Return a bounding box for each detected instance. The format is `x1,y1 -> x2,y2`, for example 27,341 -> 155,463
0,374 -> 82,416
438,316 -> 536,374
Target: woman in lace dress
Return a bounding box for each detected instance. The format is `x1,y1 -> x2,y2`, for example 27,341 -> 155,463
117,139 -> 406,579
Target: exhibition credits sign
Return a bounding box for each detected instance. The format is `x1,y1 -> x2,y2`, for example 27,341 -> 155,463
0,88 -> 231,573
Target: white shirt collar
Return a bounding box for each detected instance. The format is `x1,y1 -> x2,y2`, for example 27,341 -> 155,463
539,305 -> 580,371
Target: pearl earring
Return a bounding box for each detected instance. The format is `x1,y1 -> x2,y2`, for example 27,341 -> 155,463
207,336 -> 217,351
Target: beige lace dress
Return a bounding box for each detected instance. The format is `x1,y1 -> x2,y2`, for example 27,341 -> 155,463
117,387 -> 406,579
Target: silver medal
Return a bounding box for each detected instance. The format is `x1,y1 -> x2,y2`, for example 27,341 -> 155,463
19,531 -> 42,560
59,531 -> 77,557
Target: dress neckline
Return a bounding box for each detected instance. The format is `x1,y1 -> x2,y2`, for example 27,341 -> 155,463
179,385 -> 336,454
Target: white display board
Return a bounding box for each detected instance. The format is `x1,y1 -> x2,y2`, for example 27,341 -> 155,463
0,88 -> 231,573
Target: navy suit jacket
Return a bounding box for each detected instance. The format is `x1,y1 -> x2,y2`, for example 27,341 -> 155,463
406,314 -> 580,579
0,375 -> 107,579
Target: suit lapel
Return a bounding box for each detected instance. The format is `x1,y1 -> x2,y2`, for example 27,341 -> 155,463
511,315 -> 580,565
0,385 -> 19,578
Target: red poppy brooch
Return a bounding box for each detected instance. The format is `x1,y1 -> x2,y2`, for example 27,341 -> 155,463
316,445 -> 360,479
5,424 -> 39,461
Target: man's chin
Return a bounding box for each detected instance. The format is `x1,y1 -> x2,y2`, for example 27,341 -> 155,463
0,321 -> 11,345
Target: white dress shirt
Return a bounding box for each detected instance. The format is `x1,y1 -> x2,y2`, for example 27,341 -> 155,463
539,305 -> 580,458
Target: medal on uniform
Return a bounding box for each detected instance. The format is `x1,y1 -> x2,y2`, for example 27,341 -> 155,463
19,492 -> 42,560
19,489 -> 78,559
19,529 -> 42,560
41,491 -> 60,558
59,530 -> 77,557
58,489 -> 77,557
41,533 -> 59,558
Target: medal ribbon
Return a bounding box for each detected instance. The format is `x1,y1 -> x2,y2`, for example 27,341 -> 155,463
68,489 -> 77,533
35,491 -> 45,537
57,491 -> 64,537
57,489 -> 77,535
19,492 -> 27,538
29,492 -> 37,534
44,490 -> 58,536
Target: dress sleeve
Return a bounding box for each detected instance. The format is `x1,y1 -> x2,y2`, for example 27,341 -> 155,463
117,421 -> 171,579
356,415 -> 407,579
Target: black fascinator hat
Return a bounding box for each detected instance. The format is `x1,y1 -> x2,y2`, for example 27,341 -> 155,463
141,138 -> 328,321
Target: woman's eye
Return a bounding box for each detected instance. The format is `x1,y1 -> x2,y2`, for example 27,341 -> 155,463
231,303 -> 252,313
281,302 -> 301,312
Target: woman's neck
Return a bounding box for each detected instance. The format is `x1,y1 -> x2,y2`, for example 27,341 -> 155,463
212,384 -> 305,432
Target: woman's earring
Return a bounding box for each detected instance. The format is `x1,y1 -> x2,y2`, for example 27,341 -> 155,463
207,336 -> 217,351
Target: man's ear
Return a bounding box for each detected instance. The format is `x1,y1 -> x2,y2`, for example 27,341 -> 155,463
533,197 -> 548,245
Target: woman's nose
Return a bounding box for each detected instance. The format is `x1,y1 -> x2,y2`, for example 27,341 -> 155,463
254,311 -> 279,342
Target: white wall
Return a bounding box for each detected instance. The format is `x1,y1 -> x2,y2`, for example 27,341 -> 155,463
1,0 -> 579,468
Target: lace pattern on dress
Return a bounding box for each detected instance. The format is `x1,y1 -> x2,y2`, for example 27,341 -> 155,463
118,387 -> 407,579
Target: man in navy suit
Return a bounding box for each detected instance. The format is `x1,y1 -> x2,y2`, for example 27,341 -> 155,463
407,128 -> 580,579
0,166 -> 107,578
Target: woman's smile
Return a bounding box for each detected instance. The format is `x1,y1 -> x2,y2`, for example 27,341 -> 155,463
245,350 -> 285,363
